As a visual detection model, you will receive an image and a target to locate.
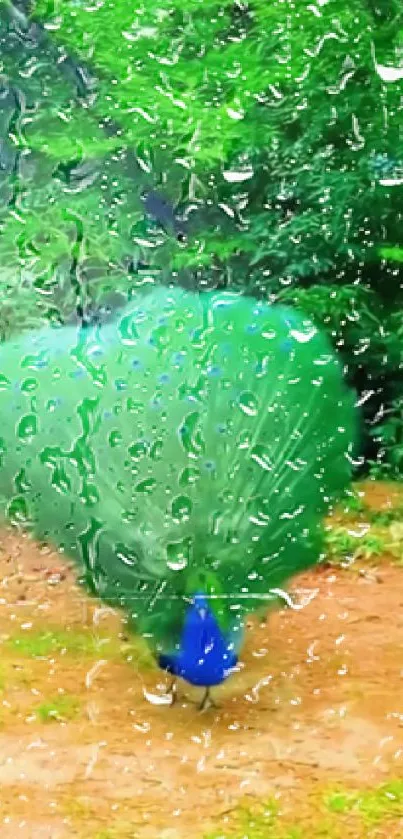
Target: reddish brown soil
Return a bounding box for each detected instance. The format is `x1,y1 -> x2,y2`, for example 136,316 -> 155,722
0,481 -> 402,837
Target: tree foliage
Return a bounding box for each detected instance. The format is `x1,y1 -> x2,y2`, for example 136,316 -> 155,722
0,0 -> 402,473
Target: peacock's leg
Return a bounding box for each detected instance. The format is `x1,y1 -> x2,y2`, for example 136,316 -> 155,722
199,687 -> 217,712
167,677 -> 177,705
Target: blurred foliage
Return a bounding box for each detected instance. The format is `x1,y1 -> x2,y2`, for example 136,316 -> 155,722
0,0 -> 402,474
368,396 -> 403,479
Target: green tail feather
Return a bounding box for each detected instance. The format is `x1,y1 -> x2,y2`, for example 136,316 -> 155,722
0,286 -> 357,651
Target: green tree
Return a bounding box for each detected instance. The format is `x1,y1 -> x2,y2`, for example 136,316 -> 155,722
0,0 -> 402,473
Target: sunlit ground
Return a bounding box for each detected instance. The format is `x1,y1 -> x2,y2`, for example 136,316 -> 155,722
0,480 -> 402,838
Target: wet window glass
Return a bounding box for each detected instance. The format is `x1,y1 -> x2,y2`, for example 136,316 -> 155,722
0,1 -> 402,837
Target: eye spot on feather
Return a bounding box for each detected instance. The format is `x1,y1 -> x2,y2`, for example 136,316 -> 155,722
245,323 -> 258,334
220,343 -> 232,356
280,339 -> 293,352
207,365 -> 222,378
114,378 -> 128,391
283,312 -> 300,329
172,352 -> 186,369
158,373 -> 170,384
131,358 -> 142,370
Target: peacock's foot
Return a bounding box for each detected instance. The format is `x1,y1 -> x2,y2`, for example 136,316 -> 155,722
199,687 -> 218,712
167,677 -> 177,706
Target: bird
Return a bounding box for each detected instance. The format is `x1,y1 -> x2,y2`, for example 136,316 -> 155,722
0,285 -> 357,710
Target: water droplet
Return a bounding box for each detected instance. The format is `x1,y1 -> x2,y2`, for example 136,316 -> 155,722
127,398 -> 144,414
223,166 -> 254,182
7,495 -> 30,526
290,326 -> 317,344
22,352 -> 48,370
129,441 -> 148,460
171,495 -> 192,523
179,466 -> 200,487
46,398 -> 63,412
238,391 -> 258,417
143,687 -> 173,706
18,413 -> 38,442
250,444 -> 273,471
15,468 -> 31,493
115,544 -> 141,567
0,375 -> 11,391
254,356 -> 268,377
109,430 -> 123,448
178,412 -> 205,456
118,313 -> 139,345
135,478 -> 156,495
262,328 -> 277,340
81,481 -> 100,506
150,439 -> 163,460
167,538 -> 191,571
150,325 -> 170,350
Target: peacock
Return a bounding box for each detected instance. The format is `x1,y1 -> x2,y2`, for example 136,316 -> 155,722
0,286 -> 357,709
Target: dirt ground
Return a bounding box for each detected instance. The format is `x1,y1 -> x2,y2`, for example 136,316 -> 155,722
0,481 -> 402,838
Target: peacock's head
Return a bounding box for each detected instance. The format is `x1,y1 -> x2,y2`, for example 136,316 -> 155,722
192,592 -> 209,619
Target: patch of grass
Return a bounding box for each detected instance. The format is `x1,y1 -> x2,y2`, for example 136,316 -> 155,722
5,628 -> 114,659
0,660 -> 34,693
61,796 -> 102,827
341,489 -> 367,516
118,635 -> 156,671
4,627 -> 156,670
356,779 -> 403,825
366,506 -> 403,526
339,488 -> 403,525
36,693 -> 81,723
204,798 -> 280,839
324,525 -> 388,565
236,798 -> 279,838
61,797 -> 132,839
205,815 -> 337,839
323,779 -> 403,829
203,779 -> 403,838
324,790 -> 358,814
324,521 -> 403,566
